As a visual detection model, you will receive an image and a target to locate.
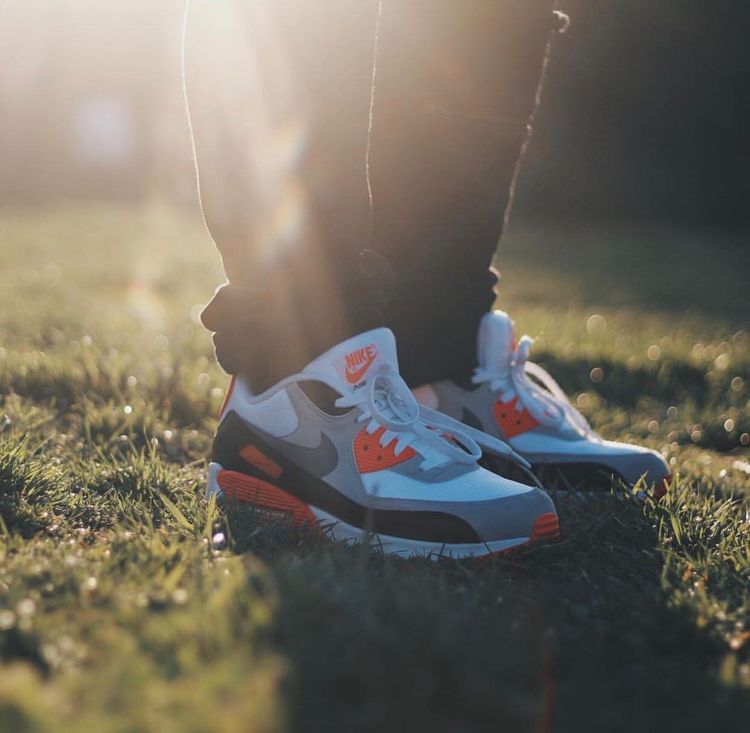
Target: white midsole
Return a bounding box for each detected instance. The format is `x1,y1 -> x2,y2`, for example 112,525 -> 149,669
309,506 -> 528,559
207,463 -> 529,559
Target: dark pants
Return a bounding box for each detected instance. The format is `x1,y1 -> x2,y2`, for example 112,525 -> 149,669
185,0 -> 560,391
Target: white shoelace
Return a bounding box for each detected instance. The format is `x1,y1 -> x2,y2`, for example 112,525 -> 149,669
472,335 -> 593,438
280,364 -> 530,472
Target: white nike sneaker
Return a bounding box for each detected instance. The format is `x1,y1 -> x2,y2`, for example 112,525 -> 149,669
424,311 -> 671,496
209,327 -> 559,559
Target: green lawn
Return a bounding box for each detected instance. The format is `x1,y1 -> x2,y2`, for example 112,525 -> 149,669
0,204 -> 748,732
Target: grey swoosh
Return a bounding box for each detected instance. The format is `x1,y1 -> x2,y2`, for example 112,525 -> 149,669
239,417 -> 340,477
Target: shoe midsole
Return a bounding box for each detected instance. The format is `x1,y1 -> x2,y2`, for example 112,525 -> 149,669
309,506 -> 529,558
207,463 -> 529,558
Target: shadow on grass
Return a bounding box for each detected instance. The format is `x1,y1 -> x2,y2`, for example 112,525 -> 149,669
223,496 -> 750,733
500,223 -> 750,325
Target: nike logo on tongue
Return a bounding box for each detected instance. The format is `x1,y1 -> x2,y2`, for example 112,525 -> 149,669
344,344 -> 378,385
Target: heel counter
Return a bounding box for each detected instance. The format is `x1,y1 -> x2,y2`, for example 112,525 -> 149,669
212,410 -> 244,468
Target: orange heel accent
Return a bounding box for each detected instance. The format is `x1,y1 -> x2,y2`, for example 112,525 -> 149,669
216,469 -> 316,526
481,512 -> 561,561
529,512 -> 560,543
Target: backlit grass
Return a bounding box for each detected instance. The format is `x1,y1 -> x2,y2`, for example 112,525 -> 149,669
0,204 -> 748,732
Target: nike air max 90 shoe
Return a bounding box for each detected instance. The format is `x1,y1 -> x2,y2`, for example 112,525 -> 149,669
425,311 -> 671,497
208,328 -> 559,558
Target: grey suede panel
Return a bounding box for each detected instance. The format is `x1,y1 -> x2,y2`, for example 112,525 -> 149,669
363,486 -> 554,542
387,453 -> 478,483
462,488 -> 556,542
283,384 -> 369,503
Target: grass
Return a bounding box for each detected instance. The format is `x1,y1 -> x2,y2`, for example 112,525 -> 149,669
0,203 -> 749,732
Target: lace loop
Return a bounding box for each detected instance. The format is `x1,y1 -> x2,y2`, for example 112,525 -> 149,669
336,364 -> 530,471
473,334 -> 593,438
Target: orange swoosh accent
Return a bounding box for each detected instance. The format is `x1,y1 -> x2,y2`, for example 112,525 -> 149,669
345,355 -> 376,384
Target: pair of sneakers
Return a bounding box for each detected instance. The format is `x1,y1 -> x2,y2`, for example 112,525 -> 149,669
208,311 -> 670,559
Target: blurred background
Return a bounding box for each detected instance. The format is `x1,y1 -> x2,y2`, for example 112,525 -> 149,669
2,6 -> 750,729
1,0 -> 747,227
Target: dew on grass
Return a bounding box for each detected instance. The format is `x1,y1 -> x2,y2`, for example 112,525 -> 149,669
576,393 -> 590,408
724,419 -> 735,432
173,589 -> 188,605
212,532 -> 227,550
647,345 -> 661,361
667,406 -> 678,419
590,367 -> 604,383
731,377 -> 744,392
648,420 -> 659,434
58,636 -> 75,654
82,577 -> 98,592
0,609 -> 16,630
42,644 -> 61,668
127,375 -> 137,387
691,428 -> 703,443
715,353 -> 730,370
16,598 -> 36,618
586,314 -> 607,334
123,404 -> 133,415
741,433 -> 750,446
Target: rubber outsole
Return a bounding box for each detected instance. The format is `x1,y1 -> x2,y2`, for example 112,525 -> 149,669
207,463 -> 560,560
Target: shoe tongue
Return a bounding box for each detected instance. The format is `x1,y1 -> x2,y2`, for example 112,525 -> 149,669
303,328 -> 399,394
477,311 -> 517,374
